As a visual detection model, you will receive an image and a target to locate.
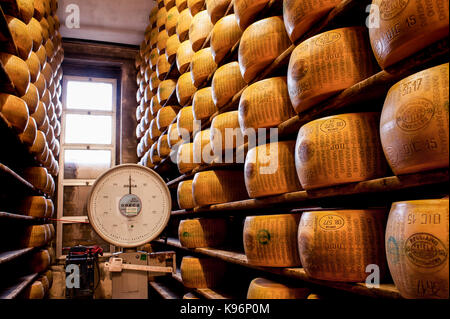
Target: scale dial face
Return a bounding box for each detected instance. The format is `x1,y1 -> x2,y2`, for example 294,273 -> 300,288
88,164 -> 171,248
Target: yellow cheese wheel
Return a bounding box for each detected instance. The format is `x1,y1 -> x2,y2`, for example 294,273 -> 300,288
21,225 -> 48,248
190,47 -> 217,87
380,63 -> 449,175
183,293 -> 200,299
166,34 -> 181,64
181,256 -> 226,288
188,0 -> 206,16
157,7 -> 168,30
150,142 -> 162,164
157,105 -> 180,130
39,17 -> 50,42
168,123 -> 183,148
15,0 -> 35,24
244,214 -> 301,267
176,8 -> 193,41
0,53 -> 30,96
247,278 -> 310,299
23,167 -> 48,191
149,7 -> 159,26
238,16 -> 291,83
143,129 -> 153,150
288,27 -> 378,114
22,281 -> 45,299
176,40 -> 194,74
21,83 -> 40,114
189,10 -> 213,52
18,196 -> 47,218
31,101 -> 46,127
149,48 -> 159,71
41,88 -> 51,109
0,93 -> 29,133
35,45 -> 47,70
298,209 -> 387,282
210,111 -> 244,153
284,0 -> 341,43
29,249 -> 51,273
28,130 -> 46,154
386,199 -> 449,299
150,72 -> 161,94
45,199 -> 54,218
38,115 -> 49,135
176,72 -> 198,106
212,62 -> 246,108
369,0 -> 449,69
245,141 -> 302,198
157,30 -> 169,55
156,53 -> 171,80
144,85 -> 153,105
193,170 -> 248,206
206,0 -> 231,24
192,87 -> 217,121
177,180 -> 196,209
150,95 -> 162,117
234,0 -> 271,31
177,142 -> 197,173
144,65 -> 152,84
150,28 -> 159,49
25,52 -> 41,83
27,17 -> 44,51
166,6 -> 180,36
295,112 -> 388,190
44,38 -> 55,61
18,116 -> 37,146
211,14 -> 242,64
36,143 -> 49,166
6,15 -> 33,60
158,134 -> 171,157
179,218 -> 227,248
150,118 -> 162,140
193,129 -> 214,164
177,106 -> 198,136
157,79 -> 177,105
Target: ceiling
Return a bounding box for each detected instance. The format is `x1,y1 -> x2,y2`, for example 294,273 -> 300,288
57,0 -> 156,46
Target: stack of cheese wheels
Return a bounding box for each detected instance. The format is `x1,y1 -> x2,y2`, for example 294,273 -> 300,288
0,94 -> 29,133
176,72 -> 197,106
385,199 -> 449,299
177,0 -> 188,11
158,134 -> 171,157
192,87 -> 217,121
157,30 -> 169,54
176,40 -> 194,74
22,281 -> 45,299
247,278 -> 310,299
21,225 -> 48,248
193,129 -> 215,164
183,293 -> 200,299
150,72 -> 161,94
29,249 -> 51,273
210,111 -> 245,154
157,79 -> 177,105
22,167 -> 49,192
0,53 -> 30,96
177,180 -> 196,209
166,34 -> 181,63
157,106 -> 180,130
380,63 -> 449,175
5,15 -> 32,60
190,47 -> 217,87
150,142 -> 162,164
210,14 -> 243,64
193,170 -> 248,206
168,123 -> 182,148
150,119 -> 162,141
295,112 -> 388,190
188,0 -> 206,17
238,16 -> 291,83
156,53 -> 171,80
369,0 -> 449,69
176,9 -> 193,41
177,142 -> 197,174
189,10 -> 213,52
150,96 -> 162,116
18,196 -> 47,218
156,6 -> 167,31
288,27 -> 378,114
181,256 -> 226,288
206,0 -> 231,24
283,0 -> 341,43
178,218 -> 227,248
244,141 -> 302,198
244,214 -> 301,267
212,62 -> 246,108
177,106 -> 197,135
234,0 -> 271,31
18,117 -> 37,146
166,6 -> 180,36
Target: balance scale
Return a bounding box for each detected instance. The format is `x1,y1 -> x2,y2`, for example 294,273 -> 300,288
87,164 -> 174,299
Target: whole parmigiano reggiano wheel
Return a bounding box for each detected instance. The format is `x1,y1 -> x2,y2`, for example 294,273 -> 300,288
29,249 -> 51,273
245,141 -> 302,198
28,130 -> 46,154
36,45 -> 47,70
177,180 -> 196,209
212,62 -> 246,108
157,7 -> 167,31
18,196 -> 47,218
157,105 -> 180,130
177,106 -> 198,135
157,30 -> 169,55
150,142 -> 162,165
244,214 -> 301,267
385,199 -> 449,299
211,14 -> 242,64
247,278 -> 310,299
149,7 -> 159,27
158,134 -> 171,157
0,53 -> 30,96
176,72 -> 198,106
157,79 -> 177,105
288,27 -> 378,114
176,9 -> 193,42
16,0 -> 35,24
238,16 -> 291,83
150,72 -> 161,94
22,281 -> 45,299
177,0 -> 188,11
380,63 -> 449,175
369,0 -> 449,69
181,256 -> 226,288
150,48 -> 159,70
18,116 -> 37,146
168,123 -> 183,148
176,40 -> 194,74
27,17 -> 44,51
6,15 -> 33,60
188,0 -> 205,16
31,101 -> 46,127
21,225 -> 48,248
189,10 -> 213,52
0,93 -> 29,133
179,218 -> 227,248
298,209 -> 387,282
150,28 -> 159,49
190,47 -> 217,87
166,34 -> 181,64
26,52 -> 41,83
295,112 -> 388,190
234,0 -> 271,31
177,142 -> 197,174
166,6 -> 179,36
238,76 -> 295,135
192,87 -> 217,121
23,166 -> 48,191
21,83 -> 39,114
206,0 -> 231,24
193,170 -> 248,206
283,0 -> 341,43
150,118 -> 162,141
193,129 -> 215,164
45,199 -> 54,218
156,54 -> 171,80
210,111 -> 244,153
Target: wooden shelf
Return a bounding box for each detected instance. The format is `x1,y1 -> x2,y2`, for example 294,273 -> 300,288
172,270 -> 232,299
0,211 -> 37,221
0,248 -> 34,265
154,238 -> 402,299
0,273 -> 38,299
149,280 -> 182,299
0,163 -> 42,195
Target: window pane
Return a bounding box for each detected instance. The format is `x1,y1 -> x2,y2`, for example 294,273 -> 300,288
65,114 -> 112,144
62,223 -> 111,253
64,150 -> 111,179
66,80 -> 113,111
63,186 -> 91,216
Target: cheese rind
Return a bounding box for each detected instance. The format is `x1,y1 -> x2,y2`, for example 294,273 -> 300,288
211,14 -> 242,64
177,180 -> 196,209
189,10 -> 214,52
178,218 -> 227,248
247,278 -> 310,299
212,61 -> 246,108
181,256 -> 226,288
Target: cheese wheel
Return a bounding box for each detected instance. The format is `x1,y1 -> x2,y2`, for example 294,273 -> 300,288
45,199 -> 54,218
190,47 -> 217,87
29,130 -> 46,154
29,249 -> 51,273
157,105 -> 180,130
144,66 -> 152,84
168,123 -> 183,148
0,93 -> 29,133
176,72 -> 197,106
177,0 -> 188,11
211,14 -> 242,64
238,16 -> 291,83
18,116 -> 37,146
369,0 -> 449,69
149,7 -> 159,26
179,218 -> 227,248
35,45 -> 47,70
37,144 -> 50,166
210,111 -> 244,153
22,281 -> 45,299
192,87 -> 217,121
247,278 -> 310,299
41,88 -> 51,109
150,72 -> 161,94
157,30 -> 169,55
244,214 -> 301,267
136,53 -> 143,70
21,225 -> 48,247
234,0 -> 270,30
15,0 -> 35,24
6,15 -> 33,60
158,134 -> 171,157
143,129 -> 153,150
144,85 -> 153,104
245,141 -> 302,198
177,180 -> 196,209
386,199 -> 449,299
157,7 -> 168,30
295,112 -> 388,190
44,38 -> 55,61
157,79 -> 177,105
156,54 -> 171,80
181,256 -> 226,288
212,62 -> 246,108
26,52 -> 41,84
189,10 -> 213,52
298,209 -> 387,282
188,0 -> 205,16
38,115 -> 49,135
177,106 -> 198,136
183,293 -> 200,299
21,83 -> 40,114
206,0 -> 231,24
150,95 -> 162,117
31,101 -> 46,127
18,196 -> 47,218
380,63 -> 449,175
150,142 -> 162,164
39,17 -> 50,42
150,28 -> 159,49
37,275 -> 49,294
193,170 -> 248,206
165,0 -> 176,9
193,129 -> 214,164
176,9 -> 193,41
177,142 -> 197,173
0,53 -> 30,96
283,0 -> 341,43
23,167 -> 48,191
27,18 -> 44,51
166,34 -> 181,64
166,6 -> 180,36
149,48 -> 159,71
176,41 -> 194,74
288,27 -> 378,114
150,118 -> 162,140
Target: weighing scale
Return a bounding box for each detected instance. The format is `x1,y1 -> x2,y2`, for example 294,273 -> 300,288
87,164 -> 175,299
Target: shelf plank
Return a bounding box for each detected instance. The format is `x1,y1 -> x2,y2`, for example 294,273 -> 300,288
149,280 -> 181,299
0,273 -> 38,299
0,247 -> 34,265
0,163 -> 40,194
172,270 -> 232,299
0,211 -> 36,221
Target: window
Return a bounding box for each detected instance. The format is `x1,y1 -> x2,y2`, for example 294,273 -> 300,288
56,76 -> 117,257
